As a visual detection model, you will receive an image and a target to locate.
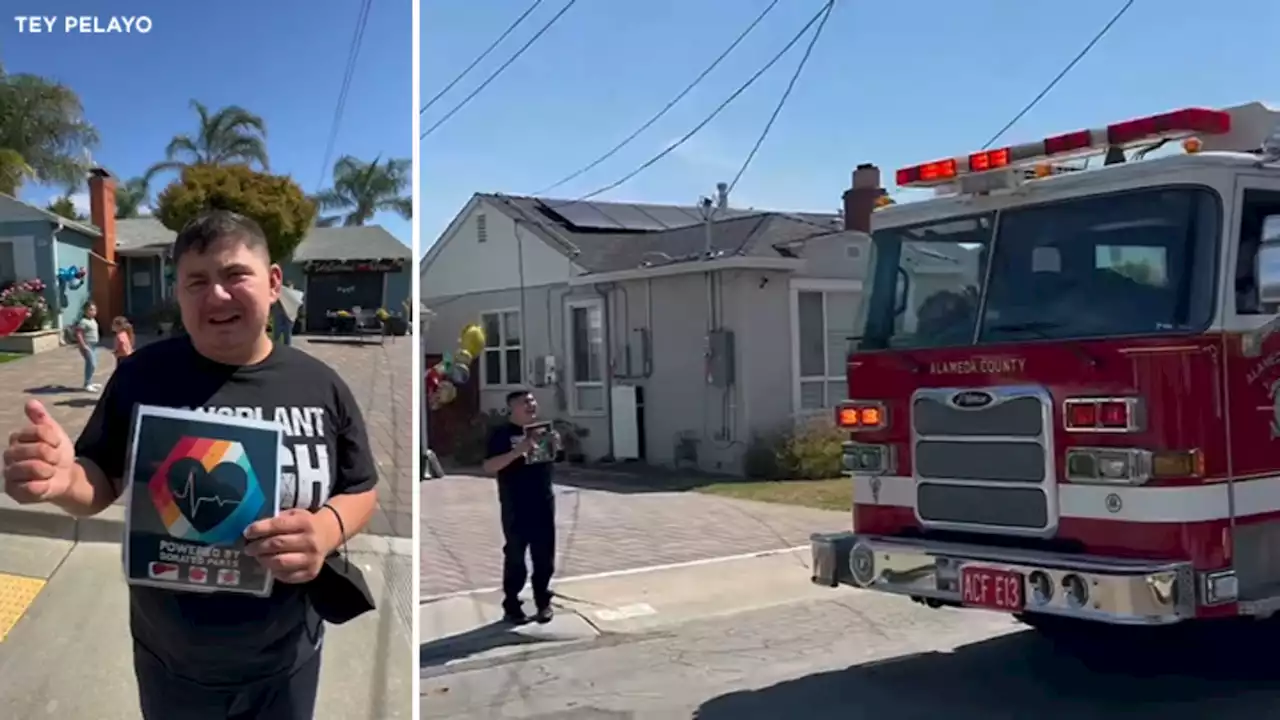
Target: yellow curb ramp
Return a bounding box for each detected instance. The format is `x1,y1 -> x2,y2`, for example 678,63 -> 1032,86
0,573 -> 46,643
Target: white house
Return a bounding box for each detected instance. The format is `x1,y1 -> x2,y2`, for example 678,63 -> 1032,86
421,167 -> 964,473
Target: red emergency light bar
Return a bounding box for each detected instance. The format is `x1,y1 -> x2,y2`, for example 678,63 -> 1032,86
895,107 -> 1233,189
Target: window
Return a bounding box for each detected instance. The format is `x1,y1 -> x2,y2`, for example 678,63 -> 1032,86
795,287 -> 860,410
476,213 -> 488,243
567,299 -> 605,413
480,310 -> 522,387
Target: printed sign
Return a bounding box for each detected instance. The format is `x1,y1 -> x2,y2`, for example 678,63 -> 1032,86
123,405 -> 283,597
520,422 -> 557,465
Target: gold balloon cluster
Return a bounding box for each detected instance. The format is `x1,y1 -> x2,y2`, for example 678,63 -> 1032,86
426,322 -> 486,410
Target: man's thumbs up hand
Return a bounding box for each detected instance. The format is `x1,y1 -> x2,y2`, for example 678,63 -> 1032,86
3,400 -> 76,504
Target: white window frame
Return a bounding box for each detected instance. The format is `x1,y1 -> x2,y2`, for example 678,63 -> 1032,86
480,307 -> 523,389
789,278 -> 863,416
564,297 -> 606,417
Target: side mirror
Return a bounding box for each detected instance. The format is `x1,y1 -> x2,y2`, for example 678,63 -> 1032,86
1257,215 -> 1280,305
894,266 -> 911,316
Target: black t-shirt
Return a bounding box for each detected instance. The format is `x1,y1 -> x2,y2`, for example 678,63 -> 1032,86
485,423 -> 555,501
75,336 -> 378,686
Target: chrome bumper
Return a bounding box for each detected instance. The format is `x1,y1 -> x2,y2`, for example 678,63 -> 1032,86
811,533 -> 1197,625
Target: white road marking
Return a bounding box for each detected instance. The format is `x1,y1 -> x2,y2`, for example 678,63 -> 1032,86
419,545 -> 811,605
593,603 -> 657,621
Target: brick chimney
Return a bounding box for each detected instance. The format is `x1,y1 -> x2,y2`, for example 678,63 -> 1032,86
842,163 -> 881,234
87,168 -> 121,322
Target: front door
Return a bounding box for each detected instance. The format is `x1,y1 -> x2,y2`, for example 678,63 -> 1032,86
303,271 -> 384,332
1222,175 -> 1280,603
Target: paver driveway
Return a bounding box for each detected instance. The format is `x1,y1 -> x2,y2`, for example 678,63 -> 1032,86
420,472 -> 851,597
1,334 -> 412,537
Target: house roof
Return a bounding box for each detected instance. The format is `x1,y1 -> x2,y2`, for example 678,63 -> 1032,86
475,193 -> 842,274
0,193 -> 101,238
115,218 -> 410,261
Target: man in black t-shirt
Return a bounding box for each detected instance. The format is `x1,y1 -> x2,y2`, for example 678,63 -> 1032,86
1,211 -> 380,719
483,390 -> 562,625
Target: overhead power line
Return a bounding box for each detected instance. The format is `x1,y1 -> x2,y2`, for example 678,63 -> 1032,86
421,0 -> 579,140
420,0 -> 545,116
553,0 -> 834,206
981,0 -> 1136,150
532,0 -> 783,196
726,0 -> 834,195
316,0 -> 373,190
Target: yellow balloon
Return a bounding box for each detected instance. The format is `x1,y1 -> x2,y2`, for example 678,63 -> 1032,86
459,323 -> 486,357
454,349 -> 473,366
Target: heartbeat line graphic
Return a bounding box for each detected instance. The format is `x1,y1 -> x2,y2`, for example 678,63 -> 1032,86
170,469 -> 241,518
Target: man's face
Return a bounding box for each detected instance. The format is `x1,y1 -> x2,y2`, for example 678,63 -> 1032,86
175,236 -> 281,360
509,393 -> 538,424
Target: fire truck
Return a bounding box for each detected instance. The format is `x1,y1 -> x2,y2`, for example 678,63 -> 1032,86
810,101 -> 1280,634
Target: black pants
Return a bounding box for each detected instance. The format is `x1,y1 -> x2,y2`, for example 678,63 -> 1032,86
134,643 -> 321,720
499,493 -> 556,610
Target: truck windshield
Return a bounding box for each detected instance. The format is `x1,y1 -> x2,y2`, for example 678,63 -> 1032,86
860,186 -> 1220,350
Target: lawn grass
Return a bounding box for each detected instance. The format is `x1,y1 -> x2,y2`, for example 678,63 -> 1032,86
0,352 -> 23,364
695,477 -> 851,512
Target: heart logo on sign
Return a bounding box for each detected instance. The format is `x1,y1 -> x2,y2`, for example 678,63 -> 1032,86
166,458 -> 248,534
148,437 -> 266,545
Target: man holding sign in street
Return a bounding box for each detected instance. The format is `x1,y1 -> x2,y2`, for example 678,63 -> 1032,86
1,211 -> 380,719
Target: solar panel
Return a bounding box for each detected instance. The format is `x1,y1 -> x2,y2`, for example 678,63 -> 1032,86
593,203 -> 669,231
641,205 -> 704,229
552,201 -> 625,231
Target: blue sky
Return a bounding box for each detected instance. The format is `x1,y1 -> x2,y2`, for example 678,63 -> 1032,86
2,0 -> 412,244
421,0 -> 1280,248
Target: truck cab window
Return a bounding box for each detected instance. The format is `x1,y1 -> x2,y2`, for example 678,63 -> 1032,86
1235,190 -> 1280,315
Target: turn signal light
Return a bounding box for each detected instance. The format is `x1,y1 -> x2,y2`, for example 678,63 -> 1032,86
836,401 -> 887,431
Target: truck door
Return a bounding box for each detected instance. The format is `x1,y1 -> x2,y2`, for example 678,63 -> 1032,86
1221,176 -> 1280,606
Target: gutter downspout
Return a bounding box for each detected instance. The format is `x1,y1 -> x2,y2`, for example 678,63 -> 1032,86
51,220 -> 64,334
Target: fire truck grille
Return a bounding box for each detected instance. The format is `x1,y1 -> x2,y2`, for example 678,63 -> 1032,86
914,441 -> 1044,482
916,483 -> 1048,529
912,395 -> 1043,437
910,387 -> 1054,533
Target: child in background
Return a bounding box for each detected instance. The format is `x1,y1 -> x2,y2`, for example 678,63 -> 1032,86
74,301 -> 101,392
112,316 -> 135,360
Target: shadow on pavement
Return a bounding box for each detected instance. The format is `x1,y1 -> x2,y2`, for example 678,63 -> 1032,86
694,623 -> 1280,720
25,384 -> 82,395
419,620 -> 543,669
55,398 -> 100,408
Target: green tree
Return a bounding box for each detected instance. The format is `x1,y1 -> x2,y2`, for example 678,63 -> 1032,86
143,100 -> 269,187
154,164 -> 316,262
0,64 -> 99,194
114,176 -> 150,219
45,193 -> 86,222
313,155 -> 412,227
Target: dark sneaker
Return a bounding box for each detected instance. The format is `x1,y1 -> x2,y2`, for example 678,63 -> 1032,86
502,606 -> 530,625
533,605 -> 554,624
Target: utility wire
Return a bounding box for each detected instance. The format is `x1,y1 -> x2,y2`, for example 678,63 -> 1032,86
726,0 -> 833,195
420,0 -> 545,116
552,0 -> 834,206
421,0 -> 579,140
981,0 -> 1136,150
316,0 -> 374,190
532,0 -> 783,196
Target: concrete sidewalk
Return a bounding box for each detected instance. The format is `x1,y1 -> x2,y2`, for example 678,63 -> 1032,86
0,531 -> 414,719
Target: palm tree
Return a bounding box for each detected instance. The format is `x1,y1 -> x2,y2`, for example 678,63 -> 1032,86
0,64 -> 99,194
143,100 -> 269,187
313,155 -> 411,227
114,177 -> 149,219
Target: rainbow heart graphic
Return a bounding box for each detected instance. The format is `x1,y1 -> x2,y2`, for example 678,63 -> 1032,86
148,436 -> 266,545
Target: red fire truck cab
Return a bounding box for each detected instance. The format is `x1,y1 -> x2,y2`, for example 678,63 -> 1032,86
811,102 -> 1280,630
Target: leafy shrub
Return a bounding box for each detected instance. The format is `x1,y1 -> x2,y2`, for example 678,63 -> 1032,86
781,417 -> 846,479
743,432 -> 787,479
452,409 -> 508,466
0,279 -> 50,331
